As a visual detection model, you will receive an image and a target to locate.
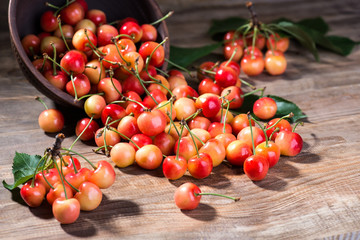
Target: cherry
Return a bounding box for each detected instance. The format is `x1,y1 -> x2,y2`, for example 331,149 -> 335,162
231,113 -> 255,136
74,182 -> 102,211
253,97 -> 277,120
54,24 -> 75,45
135,144 -> 163,170
46,182 -> 73,205
237,126 -> 265,148
60,2 -> 85,26
72,28 -> 97,52
162,156 -> 187,180
129,133 -> 153,151
119,21 -> 143,43
60,50 -> 86,75
168,75 -> 188,91
214,66 -> 238,88
275,130 -> 303,157
188,128 -> 211,148
147,74 -> 170,96
243,155 -> 269,181
219,60 -> 241,76
97,77 -> 122,104
83,95 -> 106,119
226,140 -> 253,166
66,73 -> 91,98
88,160 -> 116,189
243,46 -> 263,58
94,127 -> 121,152
40,36 -> 66,58
172,85 -> 199,100
223,42 -> 243,62
116,38 -> 137,56
214,132 -> 236,149
138,41 -> 164,67
156,100 -> 177,123
74,19 -> 96,33
101,104 -> 126,128
223,31 -> 244,47
174,97 -> 197,120
153,132 -> 176,156
188,116 -> 211,130
137,109 -> 167,137
101,44 -> 124,69
52,197 -> 80,224
208,122 -> 232,138
174,136 -> 197,161
210,108 -> 234,124
86,9 -> 107,26
143,89 -> 167,109
126,102 -> 144,119
198,78 -> 221,95
43,70 -> 68,90
245,32 -> 266,50
36,168 -> 60,192
21,34 -> 40,57
117,115 -> 140,139
110,142 -> 136,168
199,138 -> 226,167
121,74 -> 145,96
57,155 -> 81,176
37,98 -> 64,133
241,55 -> 265,76
266,33 -> 289,52
32,58 -> 52,72
84,59 -> 106,85
195,93 -> 221,118
255,141 -> 280,168
141,24 -> 157,42
65,167 -> 92,193
165,121 -> 188,140
266,118 -> 292,141
120,51 -> 145,76
197,61 -> 217,81
20,180 -> 46,207
265,53 -> 287,76
221,86 -> 244,109
187,152 -> 213,179
40,11 -> 58,32
97,24 -> 119,47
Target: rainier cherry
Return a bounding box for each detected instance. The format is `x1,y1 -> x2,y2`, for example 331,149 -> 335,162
52,198 -> 81,224
36,97 -> 64,133
135,144 -> 163,170
75,118 -> 100,141
253,97 -> 277,120
226,140 -> 253,166
88,160 -> 116,189
110,142 -> 136,168
162,155 -> 187,180
74,182 -> 103,211
187,152 -> 213,179
20,180 -> 46,207
137,110 -> 167,137
275,124 -> 303,157
243,155 -> 269,181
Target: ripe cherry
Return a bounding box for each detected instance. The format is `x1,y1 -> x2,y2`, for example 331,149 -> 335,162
231,113 -> 255,135
60,1 -> 85,26
101,104 -> 126,128
243,155 -> 269,181
37,97 -> 64,133
52,197 -> 80,224
117,115 -> 140,139
40,11 -> 58,32
20,180 -> 46,207
162,156 -> 187,180
226,140 -> 253,166
174,136 -> 197,161
174,97 -> 197,120
275,129 -> 303,157
188,116 -> 211,130
60,50 -> 86,75
141,24 -> 158,42
21,34 -> 40,57
74,182 -> 102,211
199,139 -> 226,167
265,53 -> 287,76
187,152 -> 213,179
138,41 -> 164,67
241,55 -> 265,76
214,66 -> 238,88
266,33 -> 290,52
153,132 -> 176,156
43,70 -> 68,90
129,133 -> 153,151
253,97 -> 278,120
86,9 -> 107,26
195,93 -> 221,118
110,142 -> 136,168
137,109 -> 167,137
135,144 -> 163,170
119,21 -> 143,43
97,24 -> 119,47
88,160 -> 116,189
97,77 -> 122,104
255,141 -> 280,168
221,86 -> 244,109
198,78 -> 221,95
237,126 -> 265,148
266,118 -> 292,141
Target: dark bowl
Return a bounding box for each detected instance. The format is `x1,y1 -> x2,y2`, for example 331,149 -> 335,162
8,0 -> 169,108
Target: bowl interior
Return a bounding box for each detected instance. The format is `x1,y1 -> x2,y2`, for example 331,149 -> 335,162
9,0 -> 169,108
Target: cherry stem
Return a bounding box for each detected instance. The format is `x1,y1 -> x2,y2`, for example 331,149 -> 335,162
109,70 -> 124,98
223,101 -> 231,133
35,96 -> 49,110
155,67 -> 169,77
53,156 -> 69,199
250,115 -> 269,148
69,115 -> 95,151
184,122 -> 201,157
50,42 -> 57,75
241,87 -> 265,98
175,124 -> 185,161
150,11 -> 174,25
246,1 -> 259,28
251,26 -> 258,59
31,153 -> 49,188
224,47 -> 238,67
62,147 -> 96,169
265,113 -> 294,131
145,37 -> 168,77
168,113 -> 180,137
292,121 -> 304,132
194,192 -> 240,202
70,74 -> 79,101
77,92 -> 104,101
111,38 -> 131,66
102,116 -> 112,157
185,109 -> 202,121
57,16 -> 71,51
112,34 -> 134,41
84,29 -> 104,56
110,128 -> 141,150
41,167 -> 54,190
240,79 -> 256,90
269,127 -> 280,140
43,53 -> 71,75
247,113 -> 256,153
59,154 -> 80,192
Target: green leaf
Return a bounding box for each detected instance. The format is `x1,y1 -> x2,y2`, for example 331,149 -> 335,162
2,152 -> 43,190
297,17 -> 329,35
325,36 -> 360,56
271,21 -> 319,61
230,94 -> 307,123
208,17 -> 249,36
169,42 -> 223,69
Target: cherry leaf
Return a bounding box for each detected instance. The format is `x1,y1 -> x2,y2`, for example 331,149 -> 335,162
208,17 -> 248,37
169,42 -> 223,69
297,17 -> 329,35
2,152 -> 43,190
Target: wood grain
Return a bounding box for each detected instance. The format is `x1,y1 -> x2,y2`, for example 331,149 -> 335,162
0,0 -> 360,239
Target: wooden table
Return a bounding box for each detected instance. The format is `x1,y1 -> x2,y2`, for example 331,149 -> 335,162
1,0 -> 360,239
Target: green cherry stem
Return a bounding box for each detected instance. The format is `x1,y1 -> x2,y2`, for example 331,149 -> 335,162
265,112 -> 294,131
31,153 -> 49,188
250,115 -> 269,148
248,113 -> 256,153
175,123 -> 185,161
53,156 -> 69,199
292,121 -> 304,132
184,122 -> 203,156
61,147 -> 96,169
69,115 -> 95,151
58,154 -> 79,192
35,96 -> 49,110
43,53 -> 70,75
269,127 -> 280,140
77,92 -> 104,101
240,78 -> 256,90
110,128 -> 141,150
150,11 -> 174,25
50,42 -> 57,75
194,192 -> 240,201
241,87 -> 265,98
56,16 -> 71,51
223,101 -> 231,133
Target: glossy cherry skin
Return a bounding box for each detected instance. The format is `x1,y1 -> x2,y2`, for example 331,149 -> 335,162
141,24 -> 157,42
117,116 -> 140,139
143,89 -> 167,109
119,21 -> 143,43
153,132 -> 176,156
265,54 -> 287,76
214,132 -> 236,149
36,168 -> 60,192
72,28 -> 97,52
241,55 -> 265,76
226,140 -> 253,166
75,118 -> 100,141
101,44 -> 124,69
52,198 -> 81,224
172,85 -> 199,99
74,181 -> 102,211
135,144 -> 163,170
174,136 -> 197,161
275,131 -> 303,156
199,139 -> 226,167
208,122 -> 232,138
86,9 -> 107,26
129,133 -> 153,151
60,2 -> 85,26
266,118 -> 292,141
188,116 -> 211,130
255,141 -> 281,168
38,109 -> 64,133
60,50 -> 86,75
214,66 -> 238,88
21,34 -> 40,57
88,160 -> 116,189
94,127 -> 121,150
198,78 -> 221,95
221,86 -> 244,109
97,77 -> 122,104
174,97 -> 197,120
244,155 -> 269,181
266,33 -> 290,52
46,182 -> 73,205
110,142 -> 136,168
84,95 -> 106,119
231,114 -> 255,136
174,182 -> 202,210
243,46 -> 263,58
188,128 -> 211,148
20,180 -> 46,207
168,75 -> 188,91
138,41 -> 164,67
188,152 -> 213,179
101,104 -> 126,128
253,97 -> 278,120
137,109 -> 167,137
40,11 -> 58,32
43,70 -> 68,90
65,167 -> 92,193
97,24 -> 119,47
223,42 -> 243,62
195,93 -> 221,118
237,126 -> 266,148
162,156 -> 187,180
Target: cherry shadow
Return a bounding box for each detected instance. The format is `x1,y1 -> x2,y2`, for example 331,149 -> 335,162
181,203 -> 217,222
253,174 -> 288,191
117,164 -> 164,178
29,200 -> 53,219
9,187 -> 27,207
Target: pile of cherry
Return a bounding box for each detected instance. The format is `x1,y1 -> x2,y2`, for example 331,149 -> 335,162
19,0 -> 303,223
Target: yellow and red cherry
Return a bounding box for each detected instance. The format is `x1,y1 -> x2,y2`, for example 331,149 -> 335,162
214,66 -> 238,88
241,55 -> 265,76
119,21 -> 143,43
66,74 -> 91,98
188,128 -> 211,148
208,122 -> 232,138
46,182 -> 73,205
210,108 -> 234,124
129,133 -> 153,151
243,155 -> 269,181
223,42 -> 243,62
138,41 -> 164,67
174,97 -> 197,120
101,104 -> 126,128
245,32 -> 266,50
141,24 -> 157,42
52,198 -> 80,224
143,89 -> 167,109
231,113 -> 255,136
188,152 -> 213,179
255,141 -> 280,168
174,182 -> 201,210
60,1 -> 85,26
94,127 -> 121,150
237,126 -> 265,148
174,136 -> 197,161
199,138 -> 226,167
135,144 -> 163,170
168,75 -> 188,91
84,59 -> 106,85
188,116 -> 211,130
162,155 -> 187,180
74,181 -> 102,211
38,104 -> 64,133
265,53 -> 287,76
195,93 -> 222,118
84,95 -> 106,119
74,19 -> 96,33
137,109 -> 167,137
117,115 -> 140,140
97,77 -> 122,103
275,130 -> 303,157
243,46 -> 263,58
226,140 -> 253,166
214,132 -> 236,149
253,97 -> 277,120
125,102 -> 144,119
88,160 -> 116,189
221,86 -> 244,109
60,50 -> 86,75
75,118 -> 99,141
56,155 -> 81,176
72,28 -> 97,52
266,33 -> 289,52
116,38 -> 137,55
20,180 -> 46,207
197,61 -> 217,81
198,78 -> 221,95
153,132 -> 175,155
156,101 -> 177,123
122,74 -> 145,96
266,118 -> 292,141
172,85 -> 199,99
43,70 -> 68,90
101,43 -> 124,69
86,9 -> 107,26
32,58 -> 52,72
110,142 -> 136,168
97,24 -> 119,47
65,167 -> 92,193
